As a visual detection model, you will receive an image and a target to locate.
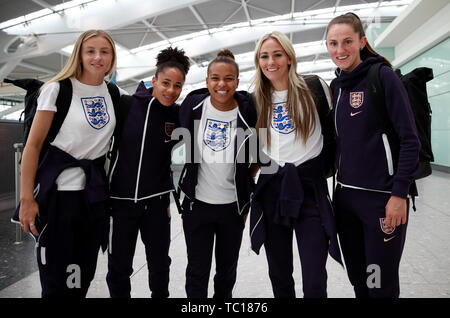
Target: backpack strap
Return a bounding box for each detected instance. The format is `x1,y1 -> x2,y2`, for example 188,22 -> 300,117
303,74 -> 337,179
47,78 -> 73,143
367,63 -> 420,203
367,62 -> 397,142
107,81 -> 120,112
109,94 -> 133,158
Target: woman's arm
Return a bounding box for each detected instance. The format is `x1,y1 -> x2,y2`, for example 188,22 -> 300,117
19,110 -> 54,236
380,66 -> 420,227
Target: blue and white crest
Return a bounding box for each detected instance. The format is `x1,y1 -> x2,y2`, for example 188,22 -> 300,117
203,118 -> 231,152
81,96 -> 110,130
271,102 -> 295,134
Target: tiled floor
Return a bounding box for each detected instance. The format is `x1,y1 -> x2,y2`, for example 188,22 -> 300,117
0,171 -> 449,298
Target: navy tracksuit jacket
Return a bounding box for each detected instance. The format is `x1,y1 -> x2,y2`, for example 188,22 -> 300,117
106,82 -> 179,298
177,88 -> 257,298
331,56 -> 420,298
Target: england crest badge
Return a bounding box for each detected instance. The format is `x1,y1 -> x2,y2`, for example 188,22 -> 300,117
203,118 -> 231,152
379,218 -> 396,235
165,122 -> 175,137
350,92 -> 364,108
271,102 -> 295,134
81,96 -> 110,129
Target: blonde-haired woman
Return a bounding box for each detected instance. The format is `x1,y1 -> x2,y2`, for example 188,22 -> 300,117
19,29 -> 125,298
249,31 -> 342,298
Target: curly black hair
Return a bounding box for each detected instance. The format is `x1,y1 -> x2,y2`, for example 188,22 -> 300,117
155,47 -> 191,79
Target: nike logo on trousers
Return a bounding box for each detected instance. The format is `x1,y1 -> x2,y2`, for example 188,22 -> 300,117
384,236 -> 396,242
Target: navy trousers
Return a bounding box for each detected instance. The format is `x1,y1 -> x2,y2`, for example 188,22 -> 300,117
37,190 -> 107,298
334,185 -> 409,298
106,194 -> 171,298
182,199 -> 245,298
259,177 -> 329,298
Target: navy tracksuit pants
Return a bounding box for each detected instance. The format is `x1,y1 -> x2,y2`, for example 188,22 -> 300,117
106,194 -> 171,298
37,190 -> 107,298
259,177 -> 329,298
182,199 -> 245,298
334,185 -> 409,298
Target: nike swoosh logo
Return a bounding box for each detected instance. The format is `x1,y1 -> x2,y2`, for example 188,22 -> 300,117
350,111 -> 363,117
384,236 -> 396,242
164,139 -> 171,143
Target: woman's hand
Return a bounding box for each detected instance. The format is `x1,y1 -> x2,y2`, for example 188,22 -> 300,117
19,110 -> 54,237
385,195 -> 407,227
19,198 -> 40,236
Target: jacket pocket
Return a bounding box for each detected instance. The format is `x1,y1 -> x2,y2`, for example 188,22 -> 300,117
382,133 -> 394,176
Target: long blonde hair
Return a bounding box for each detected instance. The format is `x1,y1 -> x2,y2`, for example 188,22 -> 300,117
43,29 -> 117,88
252,31 -> 316,147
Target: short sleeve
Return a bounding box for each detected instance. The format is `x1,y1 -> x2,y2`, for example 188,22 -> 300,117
37,82 -> 60,112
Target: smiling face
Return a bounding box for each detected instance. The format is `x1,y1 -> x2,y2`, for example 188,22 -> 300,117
326,23 -> 367,73
206,62 -> 239,111
79,36 -> 113,83
152,67 -> 184,106
258,37 -> 291,91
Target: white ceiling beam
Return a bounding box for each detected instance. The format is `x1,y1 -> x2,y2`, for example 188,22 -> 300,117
220,4 -> 243,28
189,5 -> 208,30
142,19 -> 171,43
290,0 -> 295,42
0,0 -> 209,64
305,0 -> 329,12
376,0 -> 447,47
179,42 -> 330,85
0,58 -> 22,81
117,5 -> 405,82
118,24 -> 322,81
241,0 -> 252,25
334,0 -> 342,13
227,0 -> 276,16
19,61 -> 55,74
31,0 -> 57,12
376,0 -> 450,66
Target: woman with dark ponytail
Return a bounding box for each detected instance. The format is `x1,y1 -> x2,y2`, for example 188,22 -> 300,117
106,47 -> 190,298
178,50 -> 257,298
326,12 -> 420,298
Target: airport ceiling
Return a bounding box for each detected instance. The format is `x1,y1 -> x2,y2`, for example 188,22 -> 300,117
0,0 -> 412,107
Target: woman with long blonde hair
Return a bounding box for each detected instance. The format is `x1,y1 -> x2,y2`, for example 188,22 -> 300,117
249,31 -> 342,298
18,29 -> 125,298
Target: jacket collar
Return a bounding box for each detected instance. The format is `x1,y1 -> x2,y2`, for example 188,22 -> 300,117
184,87 -> 252,129
335,56 -> 384,88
